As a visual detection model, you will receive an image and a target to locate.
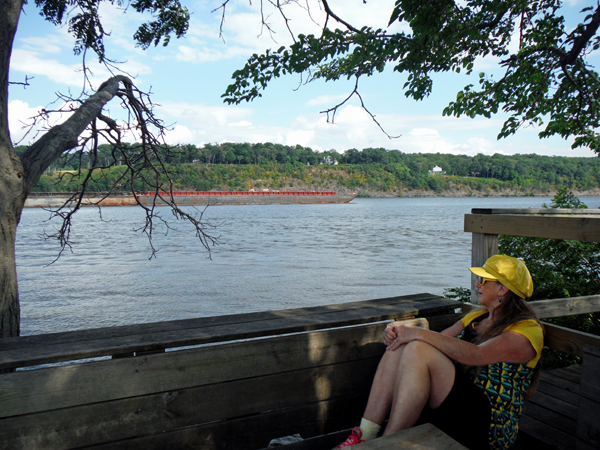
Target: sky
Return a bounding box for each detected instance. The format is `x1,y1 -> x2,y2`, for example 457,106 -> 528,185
7,0 -> 599,158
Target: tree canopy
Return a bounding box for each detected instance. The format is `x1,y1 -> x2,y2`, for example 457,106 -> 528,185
223,0 -> 600,153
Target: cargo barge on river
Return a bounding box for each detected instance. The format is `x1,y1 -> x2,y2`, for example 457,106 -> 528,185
24,191 -> 357,207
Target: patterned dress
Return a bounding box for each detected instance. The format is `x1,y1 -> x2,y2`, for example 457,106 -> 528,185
458,310 -> 543,450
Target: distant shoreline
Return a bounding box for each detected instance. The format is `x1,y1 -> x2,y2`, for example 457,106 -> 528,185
350,187 -> 600,199
25,188 -> 600,208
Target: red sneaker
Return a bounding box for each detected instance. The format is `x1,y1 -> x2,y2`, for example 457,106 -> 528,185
334,428 -> 364,448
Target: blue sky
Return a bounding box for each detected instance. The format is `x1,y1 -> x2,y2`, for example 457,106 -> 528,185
8,0 -> 599,158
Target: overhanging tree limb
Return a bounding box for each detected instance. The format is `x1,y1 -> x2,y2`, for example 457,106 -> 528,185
22,76 -> 129,194
222,0 -> 600,154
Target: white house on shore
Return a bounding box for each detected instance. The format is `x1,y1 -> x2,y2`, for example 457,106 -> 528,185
428,165 -> 446,175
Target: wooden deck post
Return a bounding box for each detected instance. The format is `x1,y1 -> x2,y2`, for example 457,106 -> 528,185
470,233 -> 498,304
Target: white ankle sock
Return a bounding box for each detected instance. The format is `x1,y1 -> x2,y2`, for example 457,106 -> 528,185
359,418 -> 381,441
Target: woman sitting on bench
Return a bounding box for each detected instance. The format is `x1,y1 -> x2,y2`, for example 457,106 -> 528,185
334,254 -> 543,450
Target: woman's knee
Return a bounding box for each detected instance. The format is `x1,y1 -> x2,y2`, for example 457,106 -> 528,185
400,340 -> 438,362
377,343 -> 406,374
399,341 -> 454,371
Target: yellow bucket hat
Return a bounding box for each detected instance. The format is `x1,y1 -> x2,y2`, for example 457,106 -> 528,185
469,254 -> 534,299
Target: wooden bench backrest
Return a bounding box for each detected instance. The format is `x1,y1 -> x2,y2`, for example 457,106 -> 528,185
576,345 -> 600,450
0,297 -> 458,450
0,322 -> 385,450
0,294 -> 459,450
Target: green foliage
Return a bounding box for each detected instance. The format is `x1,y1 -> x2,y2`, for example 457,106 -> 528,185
34,0 -> 189,61
36,143 -> 600,195
499,189 -> 600,368
443,287 -> 472,303
500,188 -> 600,301
223,2 -> 600,153
541,186 -> 588,209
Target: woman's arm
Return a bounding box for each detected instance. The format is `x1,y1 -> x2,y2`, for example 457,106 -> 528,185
383,319 -> 464,346
440,320 -> 465,338
387,325 -> 537,366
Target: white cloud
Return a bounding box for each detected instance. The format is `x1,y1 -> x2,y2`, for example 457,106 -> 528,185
11,50 -> 88,87
158,101 -> 254,126
409,128 -> 440,138
17,37 -> 63,54
164,124 -> 198,145
154,96 -> 587,157
8,100 -> 81,145
8,100 -> 43,144
228,121 -> 252,127
286,129 -> 314,146
10,48 -> 152,89
176,0 -> 400,64
175,44 -> 250,63
306,94 -> 350,107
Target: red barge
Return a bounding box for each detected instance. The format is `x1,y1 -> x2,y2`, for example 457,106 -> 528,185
24,191 -> 357,207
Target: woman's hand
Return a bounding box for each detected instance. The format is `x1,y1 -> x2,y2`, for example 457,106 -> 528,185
385,324 -> 420,351
382,323 -> 397,347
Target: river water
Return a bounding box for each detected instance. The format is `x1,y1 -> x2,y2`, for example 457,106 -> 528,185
15,196 -> 600,335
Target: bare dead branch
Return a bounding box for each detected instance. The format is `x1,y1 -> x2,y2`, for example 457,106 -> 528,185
23,73 -> 220,261
320,0 -> 362,34
320,76 -> 400,139
8,75 -> 33,87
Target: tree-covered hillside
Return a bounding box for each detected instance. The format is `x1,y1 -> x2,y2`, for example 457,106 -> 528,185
23,143 -> 600,196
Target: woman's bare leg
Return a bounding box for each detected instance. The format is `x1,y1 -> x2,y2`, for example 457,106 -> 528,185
383,340 -> 455,435
362,344 -> 407,425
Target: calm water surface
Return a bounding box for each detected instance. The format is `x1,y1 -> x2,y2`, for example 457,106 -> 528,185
16,196 -> 600,335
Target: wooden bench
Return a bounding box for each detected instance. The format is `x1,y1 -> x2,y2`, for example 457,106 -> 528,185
576,345 -> 600,450
514,311 -> 600,450
0,293 -> 460,450
1,292 -> 598,450
259,423 -> 469,450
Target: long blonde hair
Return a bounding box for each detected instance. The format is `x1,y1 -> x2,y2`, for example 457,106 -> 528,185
471,291 -> 544,399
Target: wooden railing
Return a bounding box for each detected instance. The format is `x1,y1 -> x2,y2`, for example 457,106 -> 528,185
464,208 -> 600,303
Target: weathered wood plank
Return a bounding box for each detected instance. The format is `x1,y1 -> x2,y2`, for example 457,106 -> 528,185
0,321 -> 389,418
576,397 -> 600,450
535,384 -> 580,408
518,414 -> 575,450
255,425 -> 470,450
546,366 -> 583,386
577,440 -> 600,450
0,316 -> 458,420
356,424 -> 468,450
0,356 -> 380,450
580,346 -> 600,403
459,297 -> 600,321
531,296 -> 600,319
87,395 -> 367,450
470,233 -> 498,303
521,401 -> 577,435
544,323 -> 600,357
471,208 -> 600,216
0,295 -> 458,370
464,214 -> 600,242
576,345 -> 600,450
519,364 -> 581,449
2,294 -> 446,349
525,390 -> 579,422
536,375 -> 581,405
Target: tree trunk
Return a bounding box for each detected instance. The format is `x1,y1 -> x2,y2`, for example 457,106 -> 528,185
0,197 -> 22,338
0,0 -> 130,338
0,0 -> 26,338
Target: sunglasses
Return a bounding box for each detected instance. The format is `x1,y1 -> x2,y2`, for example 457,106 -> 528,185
478,277 -> 496,285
